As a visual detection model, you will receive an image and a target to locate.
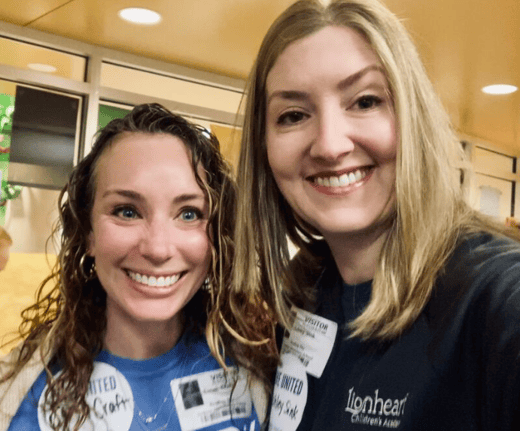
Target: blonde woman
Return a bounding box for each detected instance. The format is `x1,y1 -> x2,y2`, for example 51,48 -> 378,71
232,0 -> 520,430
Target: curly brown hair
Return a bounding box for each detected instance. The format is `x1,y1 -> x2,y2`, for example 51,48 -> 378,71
1,103 -> 237,430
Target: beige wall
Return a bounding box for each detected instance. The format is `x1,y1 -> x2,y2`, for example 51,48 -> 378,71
4,186 -> 60,254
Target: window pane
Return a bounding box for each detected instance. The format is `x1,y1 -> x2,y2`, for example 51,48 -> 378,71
0,80 -> 82,190
101,63 -> 242,115
475,173 -> 513,221
98,102 -> 132,131
0,36 -> 86,82
474,147 -> 514,178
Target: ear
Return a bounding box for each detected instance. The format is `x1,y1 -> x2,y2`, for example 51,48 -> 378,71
87,231 -> 95,257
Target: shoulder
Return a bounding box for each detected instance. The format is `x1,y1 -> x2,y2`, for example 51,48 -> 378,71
430,231 -> 520,345
0,344 -> 47,431
436,232 -> 520,426
449,231 -> 520,270
439,232 -> 520,300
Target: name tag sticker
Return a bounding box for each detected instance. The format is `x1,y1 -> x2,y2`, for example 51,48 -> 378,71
280,307 -> 338,378
171,366 -> 253,431
38,362 -> 134,431
268,353 -> 308,431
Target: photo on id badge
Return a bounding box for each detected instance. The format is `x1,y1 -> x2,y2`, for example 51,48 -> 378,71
171,367 -> 257,431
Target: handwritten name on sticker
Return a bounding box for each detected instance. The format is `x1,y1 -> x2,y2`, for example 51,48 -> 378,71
268,354 -> 308,431
38,362 -> 134,431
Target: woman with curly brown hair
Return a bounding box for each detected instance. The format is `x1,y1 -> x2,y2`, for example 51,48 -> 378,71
0,103 -> 265,431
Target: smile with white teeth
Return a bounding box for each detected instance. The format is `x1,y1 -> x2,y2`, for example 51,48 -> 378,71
313,168 -> 369,188
126,270 -> 181,287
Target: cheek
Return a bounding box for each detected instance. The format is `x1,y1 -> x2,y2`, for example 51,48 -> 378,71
90,223 -> 136,261
387,123 -> 398,159
381,112 -> 398,159
88,231 -> 95,256
183,230 -> 212,268
365,117 -> 398,163
266,135 -> 292,182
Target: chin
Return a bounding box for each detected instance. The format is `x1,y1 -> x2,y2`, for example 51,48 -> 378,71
127,304 -> 182,325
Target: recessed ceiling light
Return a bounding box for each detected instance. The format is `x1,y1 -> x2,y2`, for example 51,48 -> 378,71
118,8 -> 162,25
27,63 -> 57,73
481,84 -> 518,95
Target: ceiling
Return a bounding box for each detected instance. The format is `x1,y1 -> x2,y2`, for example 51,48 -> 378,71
0,0 -> 519,154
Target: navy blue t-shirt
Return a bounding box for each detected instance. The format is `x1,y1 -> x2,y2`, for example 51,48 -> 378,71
273,233 -> 520,431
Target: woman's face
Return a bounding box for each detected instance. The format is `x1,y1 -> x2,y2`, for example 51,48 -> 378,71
265,25 -> 397,245
88,132 -> 211,332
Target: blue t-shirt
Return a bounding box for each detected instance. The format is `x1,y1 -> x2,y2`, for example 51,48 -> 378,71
9,330 -> 260,431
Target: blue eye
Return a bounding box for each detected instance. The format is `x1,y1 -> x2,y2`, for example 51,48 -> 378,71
114,206 -> 139,219
180,208 -> 201,222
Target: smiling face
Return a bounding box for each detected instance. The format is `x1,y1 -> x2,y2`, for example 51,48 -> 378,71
88,132 -> 211,337
266,25 -> 397,247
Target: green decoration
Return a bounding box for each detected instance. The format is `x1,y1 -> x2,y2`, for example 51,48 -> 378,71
1,183 -> 22,200
0,93 -> 14,225
98,104 -> 131,130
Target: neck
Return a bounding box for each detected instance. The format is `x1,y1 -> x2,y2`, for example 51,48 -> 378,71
104,313 -> 185,360
324,223 -> 391,285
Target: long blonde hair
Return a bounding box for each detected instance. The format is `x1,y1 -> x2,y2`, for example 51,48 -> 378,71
233,0 -> 513,343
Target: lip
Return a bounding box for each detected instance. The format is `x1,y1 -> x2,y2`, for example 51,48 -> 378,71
307,166 -> 374,195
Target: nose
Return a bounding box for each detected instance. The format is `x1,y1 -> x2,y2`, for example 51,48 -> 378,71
309,105 -> 355,162
139,217 -> 174,265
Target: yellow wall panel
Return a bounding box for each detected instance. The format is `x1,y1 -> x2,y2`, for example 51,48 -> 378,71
211,124 -> 241,173
0,252 -> 56,354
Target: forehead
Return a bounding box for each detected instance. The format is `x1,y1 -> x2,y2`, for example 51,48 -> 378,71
266,25 -> 382,91
93,132 -> 205,194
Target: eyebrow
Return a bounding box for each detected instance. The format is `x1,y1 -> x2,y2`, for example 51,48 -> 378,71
337,65 -> 385,91
102,189 -> 205,204
267,64 -> 386,104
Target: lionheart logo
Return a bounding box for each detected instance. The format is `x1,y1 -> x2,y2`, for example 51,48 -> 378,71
345,387 -> 408,428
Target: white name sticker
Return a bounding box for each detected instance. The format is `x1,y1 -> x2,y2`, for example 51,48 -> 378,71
280,307 -> 338,378
171,366 -> 253,431
268,354 -> 308,431
38,362 -> 134,431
